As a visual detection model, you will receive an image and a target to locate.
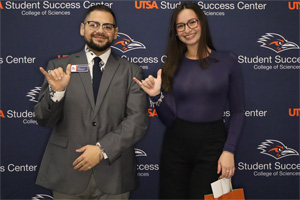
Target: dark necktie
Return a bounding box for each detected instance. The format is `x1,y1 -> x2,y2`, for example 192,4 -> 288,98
93,57 -> 103,103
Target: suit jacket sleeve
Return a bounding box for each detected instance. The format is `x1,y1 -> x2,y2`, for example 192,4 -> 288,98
99,67 -> 148,164
34,59 -> 65,127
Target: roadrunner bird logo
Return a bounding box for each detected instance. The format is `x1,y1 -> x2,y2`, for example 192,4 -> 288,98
32,194 -> 53,200
135,148 -> 147,157
258,33 -> 300,53
26,87 -> 41,103
112,33 -> 146,53
258,139 -> 299,160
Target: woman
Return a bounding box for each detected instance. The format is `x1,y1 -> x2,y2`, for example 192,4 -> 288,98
134,2 -> 245,199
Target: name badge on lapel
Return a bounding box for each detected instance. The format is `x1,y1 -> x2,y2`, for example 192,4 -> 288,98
71,64 -> 89,72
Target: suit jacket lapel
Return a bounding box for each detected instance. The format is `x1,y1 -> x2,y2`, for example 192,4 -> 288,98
75,50 -> 95,109
94,53 -> 120,115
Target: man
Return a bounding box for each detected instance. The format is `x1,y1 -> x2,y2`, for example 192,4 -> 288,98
34,5 -> 148,199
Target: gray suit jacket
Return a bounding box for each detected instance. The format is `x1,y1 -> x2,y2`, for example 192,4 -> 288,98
34,50 -> 148,195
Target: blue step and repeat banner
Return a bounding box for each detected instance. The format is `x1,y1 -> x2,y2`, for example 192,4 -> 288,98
0,0 -> 299,199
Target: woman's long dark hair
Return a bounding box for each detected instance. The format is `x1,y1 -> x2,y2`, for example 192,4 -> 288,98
162,2 -> 215,92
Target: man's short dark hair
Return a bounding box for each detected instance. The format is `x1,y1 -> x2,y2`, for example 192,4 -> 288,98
84,5 -> 117,26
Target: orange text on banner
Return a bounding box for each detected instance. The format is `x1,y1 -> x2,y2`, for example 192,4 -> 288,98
148,108 -> 158,117
288,1 -> 300,10
135,1 -> 159,9
58,55 -> 69,58
289,108 -> 300,117
0,110 -> 5,118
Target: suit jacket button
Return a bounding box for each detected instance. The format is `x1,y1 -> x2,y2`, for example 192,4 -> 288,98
92,122 -> 97,126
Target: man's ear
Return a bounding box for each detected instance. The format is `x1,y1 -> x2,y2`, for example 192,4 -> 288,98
114,27 -> 119,39
80,23 -> 85,36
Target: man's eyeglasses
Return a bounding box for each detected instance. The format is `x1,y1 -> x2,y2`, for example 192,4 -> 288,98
84,21 -> 116,32
176,18 -> 200,32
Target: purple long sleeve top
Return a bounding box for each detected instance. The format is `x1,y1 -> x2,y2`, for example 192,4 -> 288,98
151,51 -> 245,154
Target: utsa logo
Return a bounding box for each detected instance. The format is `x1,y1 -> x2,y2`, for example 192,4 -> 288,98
26,87 -> 41,103
288,1 -> 300,10
289,108 -> 300,117
0,2 -> 3,9
148,108 -> 158,117
0,110 -> 5,118
257,33 -> 300,53
135,148 -> 147,157
112,33 -> 146,53
258,139 -> 299,160
58,55 -> 69,58
135,1 -> 159,9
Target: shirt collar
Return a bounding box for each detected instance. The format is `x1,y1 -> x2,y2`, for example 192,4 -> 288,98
85,45 -> 111,68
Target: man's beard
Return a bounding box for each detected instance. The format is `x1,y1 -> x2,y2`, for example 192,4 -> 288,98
84,33 -> 113,52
